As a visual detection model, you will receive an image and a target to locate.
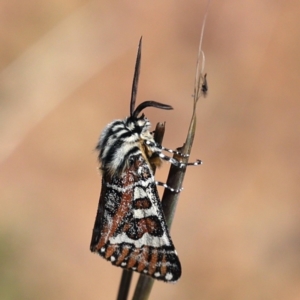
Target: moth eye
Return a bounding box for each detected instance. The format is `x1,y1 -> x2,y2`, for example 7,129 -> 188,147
128,156 -> 135,166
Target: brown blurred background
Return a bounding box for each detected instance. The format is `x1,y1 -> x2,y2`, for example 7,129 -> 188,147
1,0 -> 300,299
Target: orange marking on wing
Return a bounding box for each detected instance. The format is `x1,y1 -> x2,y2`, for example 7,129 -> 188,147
160,253 -> 167,276
148,249 -> 158,275
95,227 -> 110,250
105,244 -> 117,259
137,247 -> 149,272
127,248 -> 140,269
135,219 -> 148,239
99,167 -> 137,243
115,246 -> 130,266
138,217 -> 162,237
98,243 -> 105,251
133,198 -> 151,209
109,192 -> 132,237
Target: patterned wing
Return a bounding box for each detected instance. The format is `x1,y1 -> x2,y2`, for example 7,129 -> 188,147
90,154 -> 181,282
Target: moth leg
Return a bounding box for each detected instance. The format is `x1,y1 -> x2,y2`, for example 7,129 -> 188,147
161,146 -> 189,157
155,181 -> 183,193
145,140 -> 189,157
158,153 -> 202,168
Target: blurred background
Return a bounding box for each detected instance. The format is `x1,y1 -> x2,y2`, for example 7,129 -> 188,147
1,0 -> 300,299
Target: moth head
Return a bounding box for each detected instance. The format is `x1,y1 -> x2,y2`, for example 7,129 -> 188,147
127,101 -> 173,135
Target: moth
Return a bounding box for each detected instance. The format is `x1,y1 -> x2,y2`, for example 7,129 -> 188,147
90,38 -> 201,282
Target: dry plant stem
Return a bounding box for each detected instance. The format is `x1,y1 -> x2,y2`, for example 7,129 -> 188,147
162,0 -> 208,225
132,274 -> 154,300
162,109 -> 197,230
117,270 -> 133,300
132,49 -> 204,298
162,60 -> 204,229
117,123 -> 166,300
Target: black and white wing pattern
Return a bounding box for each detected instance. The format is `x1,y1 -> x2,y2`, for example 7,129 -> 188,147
90,154 -> 181,282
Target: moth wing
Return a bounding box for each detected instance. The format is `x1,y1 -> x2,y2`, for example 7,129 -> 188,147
90,154 -> 181,282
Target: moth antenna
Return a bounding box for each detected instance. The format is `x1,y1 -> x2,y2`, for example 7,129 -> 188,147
130,37 -> 142,117
132,101 -> 173,119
